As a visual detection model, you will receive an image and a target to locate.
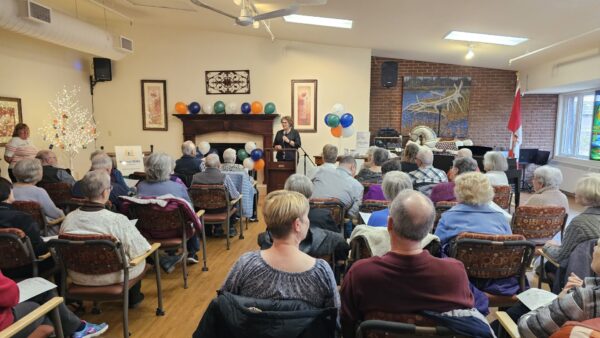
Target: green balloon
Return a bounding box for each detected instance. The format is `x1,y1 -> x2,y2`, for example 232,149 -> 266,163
214,101 -> 226,114
237,149 -> 249,160
326,114 -> 340,127
264,102 -> 276,114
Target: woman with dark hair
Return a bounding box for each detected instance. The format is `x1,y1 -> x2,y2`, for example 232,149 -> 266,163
355,148 -> 389,184
4,123 -> 37,182
273,116 -> 301,161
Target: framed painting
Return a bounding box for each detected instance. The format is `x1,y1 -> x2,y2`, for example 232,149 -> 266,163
291,79 -> 318,133
141,80 -> 168,131
0,97 -> 23,146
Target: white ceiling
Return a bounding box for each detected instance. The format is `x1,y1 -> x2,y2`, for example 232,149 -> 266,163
41,0 -> 600,70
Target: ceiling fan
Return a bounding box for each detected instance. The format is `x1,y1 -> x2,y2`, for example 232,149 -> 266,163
190,0 -> 326,39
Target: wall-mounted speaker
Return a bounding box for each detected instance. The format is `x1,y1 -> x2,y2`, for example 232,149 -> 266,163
93,57 -> 112,82
381,61 -> 398,88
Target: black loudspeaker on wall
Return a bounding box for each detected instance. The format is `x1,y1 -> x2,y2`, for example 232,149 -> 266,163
93,57 -> 112,82
381,61 -> 398,88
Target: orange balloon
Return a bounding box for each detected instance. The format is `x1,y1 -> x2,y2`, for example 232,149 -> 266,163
251,101 -> 263,114
331,125 -> 343,138
175,102 -> 188,114
254,158 -> 265,170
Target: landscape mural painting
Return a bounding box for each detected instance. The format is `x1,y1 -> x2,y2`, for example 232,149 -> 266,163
401,76 -> 472,138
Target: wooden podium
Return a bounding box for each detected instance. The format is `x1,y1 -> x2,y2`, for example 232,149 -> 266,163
265,148 -> 296,193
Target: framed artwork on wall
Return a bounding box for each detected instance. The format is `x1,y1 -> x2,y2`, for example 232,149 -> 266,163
205,70 -> 251,94
291,79 -> 318,133
141,80 -> 168,131
0,97 -> 22,146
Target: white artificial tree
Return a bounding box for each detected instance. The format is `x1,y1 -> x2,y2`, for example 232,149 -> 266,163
39,86 -> 97,170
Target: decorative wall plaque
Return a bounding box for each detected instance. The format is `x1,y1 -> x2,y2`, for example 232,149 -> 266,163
205,70 -> 250,94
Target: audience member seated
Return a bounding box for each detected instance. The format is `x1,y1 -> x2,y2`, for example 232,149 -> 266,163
543,174 -> 600,268
60,170 -> 151,308
517,238 -> 600,338
221,190 -> 339,309
312,155 -> 363,220
434,172 -> 511,246
313,144 -> 338,177
340,190 -> 475,338
360,146 -> 378,171
483,151 -> 508,186
355,147 -> 389,184
0,177 -> 53,280
35,150 -> 76,186
447,148 -> 476,180
73,153 -> 130,210
221,148 -> 244,172
0,270 -> 108,338
524,165 -> 569,213
400,142 -> 420,172
430,157 -> 478,203
363,158 -> 402,201
12,158 -> 64,222
174,140 -> 205,178
408,147 -> 448,196
367,172 -> 413,227
136,153 -> 200,265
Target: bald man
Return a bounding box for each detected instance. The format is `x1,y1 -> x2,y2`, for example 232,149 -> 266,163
340,190 -> 474,338
35,150 -> 76,186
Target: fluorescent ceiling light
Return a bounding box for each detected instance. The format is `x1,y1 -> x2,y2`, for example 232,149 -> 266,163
284,14 -> 352,29
444,31 -> 527,46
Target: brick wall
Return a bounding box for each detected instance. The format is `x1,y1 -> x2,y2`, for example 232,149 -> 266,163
370,57 -> 558,153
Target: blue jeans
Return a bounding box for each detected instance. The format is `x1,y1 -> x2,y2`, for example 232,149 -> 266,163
187,235 -> 200,255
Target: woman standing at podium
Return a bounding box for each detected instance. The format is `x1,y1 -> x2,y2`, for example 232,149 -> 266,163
273,116 -> 301,161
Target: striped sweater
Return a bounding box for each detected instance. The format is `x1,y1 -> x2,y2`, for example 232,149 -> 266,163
518,277 -> 600,338
544,207 -> 600,263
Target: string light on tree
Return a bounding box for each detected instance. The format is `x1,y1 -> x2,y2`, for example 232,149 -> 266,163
40,85 -> 97,169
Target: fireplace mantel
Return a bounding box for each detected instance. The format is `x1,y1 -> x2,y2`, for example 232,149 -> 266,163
173,114 -> 279,148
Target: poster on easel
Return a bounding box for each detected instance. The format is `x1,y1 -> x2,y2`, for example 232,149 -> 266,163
115,146 -> 144,176
591,90 -> 600,161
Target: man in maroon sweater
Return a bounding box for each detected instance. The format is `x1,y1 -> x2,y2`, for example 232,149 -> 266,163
340,190 -> 474,337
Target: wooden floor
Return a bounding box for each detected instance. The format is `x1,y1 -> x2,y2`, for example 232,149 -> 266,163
78,199 -> 267,337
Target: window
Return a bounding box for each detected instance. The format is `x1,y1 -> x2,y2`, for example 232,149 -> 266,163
556,91 -> 595,159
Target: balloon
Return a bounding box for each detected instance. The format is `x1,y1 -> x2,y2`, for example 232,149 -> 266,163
264,102 -> 276,114
331,126 -> 343,138
342,125 -> 355,138
203,103 -> 213,114
214,101 -> 226,114
198,141 -> 211,155
241,102 -> 251,114
340,113 -> 354,128
226,102 -> 238,114
243,158 -> 255,170
244,141 -> 256,154
175,102 -> 187,114
251,101 -> 263,114
326,114 -> 340,128
254,159 -> 265,171
188,102 -> 201,114
251,148 -> 263,161
324,113 -> 332,125
332,103 -> 344,113
237,149 -> 249,161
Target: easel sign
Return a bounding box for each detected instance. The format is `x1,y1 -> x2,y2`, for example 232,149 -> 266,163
356,131 -> 371,155
115,146 -> 144,176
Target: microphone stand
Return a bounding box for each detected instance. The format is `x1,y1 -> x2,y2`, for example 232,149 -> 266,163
298,145 -> 316,176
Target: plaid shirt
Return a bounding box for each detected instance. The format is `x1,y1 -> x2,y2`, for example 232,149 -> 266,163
409,166 -> 448,195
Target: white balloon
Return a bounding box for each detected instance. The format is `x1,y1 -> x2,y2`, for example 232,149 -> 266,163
332,110 -> 343,117
244,141 -> 257,154
342,126 -> 355,138
198,141 -> 211,155
332,103 -> 344,113
203,103 -> 213,114
243,158 -> 255,170
226,102 -> 238,114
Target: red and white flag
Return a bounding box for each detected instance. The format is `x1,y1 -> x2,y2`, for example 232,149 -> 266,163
507,88 -> 522,160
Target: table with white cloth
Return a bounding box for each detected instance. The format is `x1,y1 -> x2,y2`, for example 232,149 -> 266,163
223,171 -> 255,218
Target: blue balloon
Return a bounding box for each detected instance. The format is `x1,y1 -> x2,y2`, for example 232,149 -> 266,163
241,102 -> 251,114
188,102 -> 201,114
324,113 -> 332,125
340,113 -> 354,128
250,148 -> 263,161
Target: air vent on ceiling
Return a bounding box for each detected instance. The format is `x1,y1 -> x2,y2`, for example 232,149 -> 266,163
21,0 -> 52,24
120,36 -> 134,53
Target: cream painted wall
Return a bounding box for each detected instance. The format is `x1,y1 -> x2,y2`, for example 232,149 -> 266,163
92,25 -> 371,179
0,29 -> 94,180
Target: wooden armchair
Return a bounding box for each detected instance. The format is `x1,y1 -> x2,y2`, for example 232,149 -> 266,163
0,228 -> 55,279
0,297 -> 65,338
12,201 -> 64,236
511,206 -> 567,246
493,185 -> 513,212
48,235 -> 163,338
37,182 -> 74,213
309,198 -> 346,235
433,201 -> 457,233
359,200 -> 389,214
354,313 -> 467,338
